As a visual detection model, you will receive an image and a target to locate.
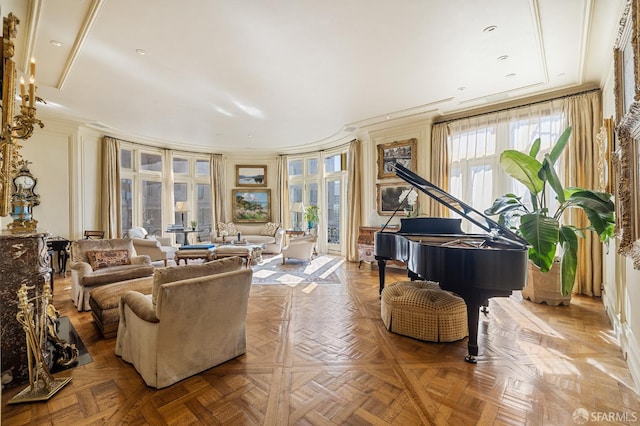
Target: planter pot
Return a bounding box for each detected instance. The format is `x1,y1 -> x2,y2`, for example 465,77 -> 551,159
521,261 -> 571,306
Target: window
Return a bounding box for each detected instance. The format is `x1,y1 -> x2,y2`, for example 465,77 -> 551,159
448,108 -> 565,232
119,145 -> 211,240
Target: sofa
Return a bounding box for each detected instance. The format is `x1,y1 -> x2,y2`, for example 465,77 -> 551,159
211,221 -> 284,254
70,238 -> 154,311
115,256 -> 251,388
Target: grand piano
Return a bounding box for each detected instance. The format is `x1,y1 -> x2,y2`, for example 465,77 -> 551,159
375,164 -> 529,363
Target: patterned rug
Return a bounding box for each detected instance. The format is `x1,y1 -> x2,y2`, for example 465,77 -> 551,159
251,254 -> 344,285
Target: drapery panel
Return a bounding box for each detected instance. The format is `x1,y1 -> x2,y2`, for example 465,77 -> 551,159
429,123 -> 450,217
346,140 -> 362,262
277,155 -> 290,228
212,154 -> 226,226
102,137 -> 121,239
563,91 -> 603,296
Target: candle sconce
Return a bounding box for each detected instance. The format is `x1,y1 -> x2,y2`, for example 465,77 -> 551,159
1,12 -> 45,219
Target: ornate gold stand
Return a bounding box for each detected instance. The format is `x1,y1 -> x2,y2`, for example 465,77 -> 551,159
8,283 -> 72,404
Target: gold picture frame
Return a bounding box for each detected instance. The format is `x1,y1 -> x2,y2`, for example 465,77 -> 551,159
614,0 -> 640,268
232,188 -> 271,223
376,182 -> 412,216
377,138 -> 417,179
235,165 -> 267,187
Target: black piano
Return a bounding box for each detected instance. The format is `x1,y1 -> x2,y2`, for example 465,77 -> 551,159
375,164 -> 529,363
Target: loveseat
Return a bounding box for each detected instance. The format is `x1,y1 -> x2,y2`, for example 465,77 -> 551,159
115,257 -> 251,388
211,221 -> 284,254
70,238 -> 154,311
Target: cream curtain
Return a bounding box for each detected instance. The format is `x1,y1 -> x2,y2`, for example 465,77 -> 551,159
346,140 -> 362,261
102,137 -> 121,238
162,149 -> 175,235
429,123 -> 450,217
562,90 -> 603,296
212,154 -> 226,226
277,155 -> 290,228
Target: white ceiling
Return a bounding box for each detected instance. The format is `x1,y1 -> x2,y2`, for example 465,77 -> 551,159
2,0 -> 625,152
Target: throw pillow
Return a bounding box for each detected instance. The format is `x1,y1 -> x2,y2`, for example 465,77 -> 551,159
152,256 -> 243,308
86,249 -> 131,270
217,221 -> 237,236
261,222 -> 280,236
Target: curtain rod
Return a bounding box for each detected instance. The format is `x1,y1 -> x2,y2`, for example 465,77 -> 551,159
278,138 -> 356,157
434,87 -> 601,125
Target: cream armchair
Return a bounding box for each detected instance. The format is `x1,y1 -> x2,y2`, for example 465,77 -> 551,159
115,257 -> 251,388
70,238 -> 154,311
282,235 -> 317,264
129,227 -> 176,266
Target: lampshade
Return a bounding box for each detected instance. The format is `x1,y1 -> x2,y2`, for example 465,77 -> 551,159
291,202 -> 305,213
175,201 -> 190,212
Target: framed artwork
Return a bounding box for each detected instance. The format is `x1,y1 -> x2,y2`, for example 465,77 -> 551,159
236,165 -> 267,187
613,0 -> 640,269
377,183 -> 412,216
377,138 -> 417,179
232,189 -> 271,222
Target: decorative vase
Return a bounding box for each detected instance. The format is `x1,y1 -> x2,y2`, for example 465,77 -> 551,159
521,260 -> 571,306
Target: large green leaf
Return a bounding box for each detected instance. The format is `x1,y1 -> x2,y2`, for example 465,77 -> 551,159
520,213 -> 559,272
483,194 -> 526,216
500,150 -> 544,195
548,126 -> 572,164
540,155 -> 565,204
559,226 -> 578,296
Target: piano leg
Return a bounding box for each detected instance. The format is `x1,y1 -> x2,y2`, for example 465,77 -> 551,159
464,299 -> 482,364
376,258 -> 387,295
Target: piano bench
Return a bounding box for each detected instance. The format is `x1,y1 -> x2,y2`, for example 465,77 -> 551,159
380,281 -> 468,342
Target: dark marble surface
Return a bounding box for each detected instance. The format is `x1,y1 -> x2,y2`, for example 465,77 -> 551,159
0,230 -> 51,388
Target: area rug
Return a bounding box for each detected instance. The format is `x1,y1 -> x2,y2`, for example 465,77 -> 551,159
252,254 -> 344,285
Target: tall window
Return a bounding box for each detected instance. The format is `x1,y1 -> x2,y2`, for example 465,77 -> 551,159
447,105 -> 565,232
119,145 -> 211,240
288,150 -> 347,253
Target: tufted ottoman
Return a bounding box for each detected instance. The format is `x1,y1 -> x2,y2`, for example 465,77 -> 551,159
89,276 -> 153,338
381,281 -> 468,342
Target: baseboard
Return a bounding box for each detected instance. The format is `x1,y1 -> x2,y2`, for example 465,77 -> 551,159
603,291 -> 640,394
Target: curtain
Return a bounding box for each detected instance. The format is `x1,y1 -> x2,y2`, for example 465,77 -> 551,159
102,137 -> 121,238
212,154 -> 226,227
429,122 -> 450,217
162,149 -> 175,235
277,155 -> 290,228
346,140 -> 362,261
562,90 -> 603,296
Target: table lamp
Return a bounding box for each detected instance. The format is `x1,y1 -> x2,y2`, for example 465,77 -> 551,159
175,201 -> 190,228
291,202 -> 305,231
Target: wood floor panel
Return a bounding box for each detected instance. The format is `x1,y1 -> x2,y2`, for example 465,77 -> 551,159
2,261 -> 639,425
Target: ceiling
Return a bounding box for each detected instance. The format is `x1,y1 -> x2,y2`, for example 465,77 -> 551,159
2,0 -> 625,153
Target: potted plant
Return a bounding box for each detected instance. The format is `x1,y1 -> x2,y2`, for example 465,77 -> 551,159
304,205 -> 319,230
190,220 -> 198,230
484,126 -> 615,302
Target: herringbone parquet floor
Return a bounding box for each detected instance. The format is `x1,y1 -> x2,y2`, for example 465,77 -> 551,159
2,260 -> 639,425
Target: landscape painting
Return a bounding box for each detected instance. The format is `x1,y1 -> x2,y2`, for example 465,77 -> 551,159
232,189 -> 271,222
236,165 -> 267,186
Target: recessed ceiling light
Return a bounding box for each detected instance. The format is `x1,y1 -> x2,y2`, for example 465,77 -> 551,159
497,55 -> 509,61
483,25 -> 497,33
385,115 -> 391,120
136,49 -> 146,55
505,73 -> 516,78
50,40 -> 63,47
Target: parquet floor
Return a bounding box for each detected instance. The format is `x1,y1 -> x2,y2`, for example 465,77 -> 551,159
2,260 -> 639,425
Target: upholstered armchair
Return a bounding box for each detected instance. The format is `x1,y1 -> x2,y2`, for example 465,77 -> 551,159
282,235 -> 317,264
70,238 -> 154,311
129,227 -> 177,267
115,257 -> 251,388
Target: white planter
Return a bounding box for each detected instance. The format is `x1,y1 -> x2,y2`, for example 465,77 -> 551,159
521,261 -> 571,306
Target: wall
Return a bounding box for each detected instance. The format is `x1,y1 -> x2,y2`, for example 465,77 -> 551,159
601,50 -> 640,392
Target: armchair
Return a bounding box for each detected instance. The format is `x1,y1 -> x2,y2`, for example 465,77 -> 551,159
129,227 -> 177,267
70,238 -> 154,311
115,257 -> 251,388
282,235 -> 317,264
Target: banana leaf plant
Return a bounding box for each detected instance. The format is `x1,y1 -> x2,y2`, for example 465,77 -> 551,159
484,126 -> 615,296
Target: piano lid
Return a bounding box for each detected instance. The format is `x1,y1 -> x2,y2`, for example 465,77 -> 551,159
393,163 -> 529,249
